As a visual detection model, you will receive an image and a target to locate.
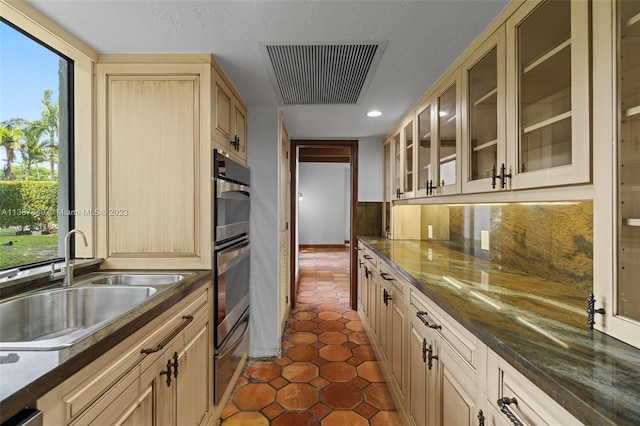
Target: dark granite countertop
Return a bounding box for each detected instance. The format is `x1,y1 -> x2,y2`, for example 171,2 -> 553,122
0,269 -> 212,423
358,236 -> 640,426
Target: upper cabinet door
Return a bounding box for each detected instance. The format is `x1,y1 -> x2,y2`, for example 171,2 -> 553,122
435,70 -> 462,196
593,0 -> 640,350
506,0 -> 590,189
403,119 -> 416,198
462,27 -> 506,194
393,132 -> 404,199
383,139 -> 393,238
417,103 -> 434,197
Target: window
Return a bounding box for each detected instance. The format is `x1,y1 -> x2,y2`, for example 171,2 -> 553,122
0,19 -> 73,270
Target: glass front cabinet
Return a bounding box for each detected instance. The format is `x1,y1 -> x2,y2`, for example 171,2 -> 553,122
505,0 -> 590,190
462,27 -> 506,193
594,0 -> 640,349
417,103 -> 434,197
403,119 -> 415,198
383,138 -> 393,238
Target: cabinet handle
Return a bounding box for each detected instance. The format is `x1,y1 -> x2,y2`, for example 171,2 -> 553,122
422,338 -> 427,363
396,188 -> 403,199
497,397 -> 523,426
383,288 -> 392,306
427,343 -> 438,370
491,164 -> 498,189
365,267 -> 370,279
416,311 -> 442,330
477,409 -> 485,426
141,315 -> 194,355
355,246 -> 362,251
587,293 -> 606,330
426,179 -> 434,196
160,358 -> 173,387
380,272 -> 394,281
363,255 -> 373,260
172,351 -> 179,378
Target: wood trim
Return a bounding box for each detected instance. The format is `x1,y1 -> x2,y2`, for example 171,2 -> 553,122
290,139 -> 358,311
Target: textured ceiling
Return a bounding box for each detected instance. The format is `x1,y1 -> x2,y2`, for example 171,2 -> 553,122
23,0 -> 510,140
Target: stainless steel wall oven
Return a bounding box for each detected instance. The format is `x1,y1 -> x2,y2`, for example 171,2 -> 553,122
213,150 -> 250,404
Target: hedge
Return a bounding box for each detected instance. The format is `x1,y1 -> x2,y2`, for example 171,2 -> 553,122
0,181 -> 58,231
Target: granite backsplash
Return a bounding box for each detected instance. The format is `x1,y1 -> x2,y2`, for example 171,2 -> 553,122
383,201 -> 593,292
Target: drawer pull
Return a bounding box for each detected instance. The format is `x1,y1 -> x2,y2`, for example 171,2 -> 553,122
416,311 -> 442,330
383,288 -> 392,306
363,255 -> 373,260
141,315 -> 194,355
497,397 -> 523,426
380,272 -> 394,281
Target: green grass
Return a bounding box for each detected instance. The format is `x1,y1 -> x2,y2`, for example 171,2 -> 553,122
0,233 -> 59,270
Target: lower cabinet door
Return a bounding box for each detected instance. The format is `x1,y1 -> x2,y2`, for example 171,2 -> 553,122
139,349 -> 176,426
176,319 -> 210,426
408,321 -> 438,426
437,342 -> 479,426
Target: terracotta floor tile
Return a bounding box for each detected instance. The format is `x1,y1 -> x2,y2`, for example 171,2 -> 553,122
310,376 -> 330,389
348,331 -> 370,345
292,320 -> 319,332
286,345 -> 318,361
293,311 -> 318,321
221,411 -> 269,426
371,411 -> 404,426
309,402 -> 332,420
354,401 -> 379,419
346,356 -> 363,366
319,345 -> 352,362
272,412 -> 319,426
319,321 -> 345,331
357,361 -> 386,382
311,356 -> 329,367
219,403 -> 238,420
352,345 -> 376,361
320,411 -> 368,426
349,376 -> 370,389
320,383 -> 363,409
363,383 -> 397,410
343,311 -> 361,321
318,311 -> 342,320
345,320 -> 365,331
244,360 -> 281,383
318,331 -> 348,345
276,383 -> 319,410
311,341 -> 326,349
282,362 -> 319,382
319,362 -> 357,382
289,331 -> 318,345
275,357 -> 293,367
269,376 -> 289,390
232,383 -> 276,410
261,402 -> 285,420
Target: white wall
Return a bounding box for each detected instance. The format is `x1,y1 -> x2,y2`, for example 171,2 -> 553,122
298,162 -> 349,245
247,106 -> 281,357
358,136 -> 383,201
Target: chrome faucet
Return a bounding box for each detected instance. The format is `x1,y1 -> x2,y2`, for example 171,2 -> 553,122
62,229 -> 88,286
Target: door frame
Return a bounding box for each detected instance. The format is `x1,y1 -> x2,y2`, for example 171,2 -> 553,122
289,139 -> 358,310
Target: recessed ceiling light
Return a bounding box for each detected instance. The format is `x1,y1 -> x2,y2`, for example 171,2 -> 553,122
367,110 -> 382,117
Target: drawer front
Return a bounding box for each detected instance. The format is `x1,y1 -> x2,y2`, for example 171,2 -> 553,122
410,288 -> 479,371
378,263 -> 405,295
487,349 -> 582,426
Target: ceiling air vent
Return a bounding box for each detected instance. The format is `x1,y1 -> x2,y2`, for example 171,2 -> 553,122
263,42 -> 387,105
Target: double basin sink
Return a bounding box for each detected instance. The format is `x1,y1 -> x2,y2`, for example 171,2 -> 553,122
0,273 -> 193,351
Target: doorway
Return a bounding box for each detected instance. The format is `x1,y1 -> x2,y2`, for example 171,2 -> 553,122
289,139 -> 358,311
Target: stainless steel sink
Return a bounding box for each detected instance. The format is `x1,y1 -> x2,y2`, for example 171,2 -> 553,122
0,286 -> 156,351
86,273 -> 190,286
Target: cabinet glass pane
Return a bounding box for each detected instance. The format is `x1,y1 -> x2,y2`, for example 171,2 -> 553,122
405,121 -> 414,192
418,106 -> 432,191
469,47 -> 498,181
384,142 -> 392,235
394,133 -> 401,197
617,0 -> 640,321
438,84 -> 457,186
518,0 -> 571,174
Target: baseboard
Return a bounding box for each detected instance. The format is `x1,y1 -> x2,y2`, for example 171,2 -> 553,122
299,244 -> 348,249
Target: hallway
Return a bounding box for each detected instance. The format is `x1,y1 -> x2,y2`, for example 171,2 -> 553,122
219,246 -> 403,425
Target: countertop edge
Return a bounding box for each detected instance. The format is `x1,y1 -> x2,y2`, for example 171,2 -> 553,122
0,270 -> 212,424
358,237 -> 617,426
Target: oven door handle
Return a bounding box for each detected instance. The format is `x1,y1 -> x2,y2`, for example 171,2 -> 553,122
217,240 -> 250,272
218,314 -> 249,359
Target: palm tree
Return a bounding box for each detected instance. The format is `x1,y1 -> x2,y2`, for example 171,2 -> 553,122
0,120 -> 23,181
39,89 -> 59,181
19,121 -> 47,181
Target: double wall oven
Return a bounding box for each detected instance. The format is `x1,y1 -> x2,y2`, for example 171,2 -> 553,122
213,150 -> 250,404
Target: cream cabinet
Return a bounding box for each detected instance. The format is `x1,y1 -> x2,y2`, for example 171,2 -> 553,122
378,263 -> 407,405
383,138 -> 393,238
435,71 -> 462,195
417,102 -> 435,197
593,0 -> 640,350
213,69 -> 247,163
505,0 -> 590,190
462,27 -> 506,194
96,60 -> 211,270
403,119 -> 416,198
485,348 -> 581,426
407,287 -> 485,426
37,282 -> 212,426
